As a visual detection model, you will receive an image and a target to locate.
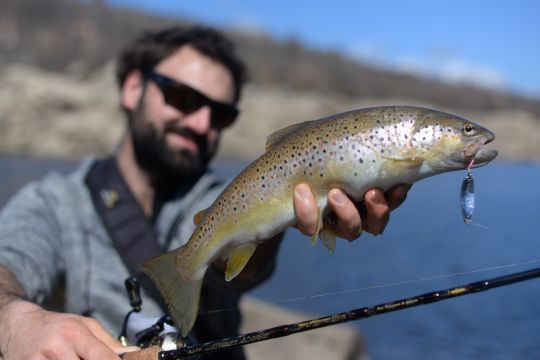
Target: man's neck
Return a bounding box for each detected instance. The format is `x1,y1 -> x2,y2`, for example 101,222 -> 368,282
116,133 -> 155,217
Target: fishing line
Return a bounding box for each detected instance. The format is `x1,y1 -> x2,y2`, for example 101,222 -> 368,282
459,160 -> 526,256
467,222 -> 503,238
463,221 -> 534,262
200,258 -> 540,316
461,183 -> 529,256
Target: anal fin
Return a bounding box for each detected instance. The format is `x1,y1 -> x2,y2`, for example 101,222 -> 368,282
320,217 -> 337,252
310,206 -> 324,245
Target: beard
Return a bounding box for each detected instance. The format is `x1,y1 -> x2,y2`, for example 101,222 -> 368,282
129,109 -> 217,191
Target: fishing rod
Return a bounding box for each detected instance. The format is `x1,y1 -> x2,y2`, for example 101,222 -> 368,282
122,265 -> 540,359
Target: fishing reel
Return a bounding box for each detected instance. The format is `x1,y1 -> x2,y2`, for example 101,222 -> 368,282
118,277 -> 200,357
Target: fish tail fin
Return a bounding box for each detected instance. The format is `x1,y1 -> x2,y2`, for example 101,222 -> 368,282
142,252 -> 203,337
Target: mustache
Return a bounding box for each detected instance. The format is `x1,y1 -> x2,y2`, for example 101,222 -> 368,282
163,123 -> 208,154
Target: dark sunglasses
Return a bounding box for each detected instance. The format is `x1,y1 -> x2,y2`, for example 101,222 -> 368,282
144,71 -> 239,130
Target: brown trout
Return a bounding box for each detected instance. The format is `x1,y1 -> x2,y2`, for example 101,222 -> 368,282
142,106 -> 497,336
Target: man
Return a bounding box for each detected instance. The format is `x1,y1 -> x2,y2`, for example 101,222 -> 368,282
0,26 -> 409,359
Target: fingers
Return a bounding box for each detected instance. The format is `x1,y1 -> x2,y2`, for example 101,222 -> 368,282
0,301 -> 123,360
293,185 -> 364,241
293,183 -> 412,240
120,346 -> 162,360
293,184 -> 319,236
386,184 -> 412,211
71,317 -> 122,360
73,337 -> 120,360
327,189 -> 362,241
83,317 -> 130,355
118,346 -> 142,355
36,315 -> 120,360
362,189 -> 390,235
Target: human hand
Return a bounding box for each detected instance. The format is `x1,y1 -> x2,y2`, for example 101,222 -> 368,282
0,300 -> 138,359
293,184 -> 411,241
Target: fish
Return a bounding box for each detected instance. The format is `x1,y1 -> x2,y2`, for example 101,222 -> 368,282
142,105 -> 498,336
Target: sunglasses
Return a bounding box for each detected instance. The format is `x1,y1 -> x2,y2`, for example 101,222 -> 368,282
144,71 -> 239,130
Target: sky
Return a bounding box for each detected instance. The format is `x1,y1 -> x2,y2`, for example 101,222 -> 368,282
106,0 -> 540,98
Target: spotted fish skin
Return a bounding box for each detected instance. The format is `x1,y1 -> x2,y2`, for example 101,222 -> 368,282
142,106 -> 497,336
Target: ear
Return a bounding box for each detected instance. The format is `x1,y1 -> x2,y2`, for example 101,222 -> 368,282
121,70 -> 144,111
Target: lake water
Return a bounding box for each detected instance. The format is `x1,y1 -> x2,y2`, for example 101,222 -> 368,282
1,156 -> 539,359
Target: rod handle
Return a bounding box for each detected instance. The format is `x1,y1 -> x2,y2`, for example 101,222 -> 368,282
120,346 -> 161,360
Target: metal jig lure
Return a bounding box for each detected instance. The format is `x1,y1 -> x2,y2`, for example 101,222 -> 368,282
460,170 -> 474,224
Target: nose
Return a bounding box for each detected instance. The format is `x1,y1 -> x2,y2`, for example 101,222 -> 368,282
182,106 -> 212,135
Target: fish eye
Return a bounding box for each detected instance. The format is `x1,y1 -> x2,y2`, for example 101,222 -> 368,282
463,124 -> 476,135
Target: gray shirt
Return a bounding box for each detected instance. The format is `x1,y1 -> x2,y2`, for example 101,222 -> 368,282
0,157 -> 228,336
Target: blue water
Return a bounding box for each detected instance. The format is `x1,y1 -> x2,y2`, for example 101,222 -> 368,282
246,161 -> 540,359
1,156 -> 540,359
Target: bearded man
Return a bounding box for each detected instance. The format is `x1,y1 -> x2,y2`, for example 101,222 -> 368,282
0,26 -> 409,359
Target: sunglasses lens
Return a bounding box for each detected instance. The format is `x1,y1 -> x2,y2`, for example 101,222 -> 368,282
148,72 -> 238,130
164,85 -> 205,114
211,105 -> 238,130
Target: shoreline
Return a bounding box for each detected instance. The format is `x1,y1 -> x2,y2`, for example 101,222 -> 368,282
1,65 -> 539,164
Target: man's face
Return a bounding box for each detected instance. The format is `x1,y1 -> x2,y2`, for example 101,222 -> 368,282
127,46 -> 236,185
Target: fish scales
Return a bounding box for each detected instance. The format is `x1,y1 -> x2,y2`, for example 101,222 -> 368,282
142,106 -> 498,336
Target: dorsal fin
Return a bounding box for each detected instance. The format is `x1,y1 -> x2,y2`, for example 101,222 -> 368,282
193,209 -> 208,225
265,121 -> 311,151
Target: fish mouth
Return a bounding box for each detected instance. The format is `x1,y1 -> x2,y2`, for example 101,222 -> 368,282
470,148 -> 498,168
451,133 -> 498,168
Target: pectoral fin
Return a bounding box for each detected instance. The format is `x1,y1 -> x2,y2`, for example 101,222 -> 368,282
224,243 -> 258,281
381,155 -> 423,169
393,158 -> 423,169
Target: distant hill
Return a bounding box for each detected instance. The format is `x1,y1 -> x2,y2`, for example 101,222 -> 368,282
1,0 -> 539,162
2,0 -> 539,115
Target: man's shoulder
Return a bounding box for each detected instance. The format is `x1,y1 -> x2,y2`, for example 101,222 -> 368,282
31,157 -> 95,195
3,157 -> 96,213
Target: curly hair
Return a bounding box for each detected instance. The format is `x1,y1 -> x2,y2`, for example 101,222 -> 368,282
116,25 -> 247,103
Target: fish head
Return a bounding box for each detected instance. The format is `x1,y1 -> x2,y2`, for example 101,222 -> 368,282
411,110 -> 498,172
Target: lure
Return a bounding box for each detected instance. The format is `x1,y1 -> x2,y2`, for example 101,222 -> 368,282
460,159 -> 475,224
